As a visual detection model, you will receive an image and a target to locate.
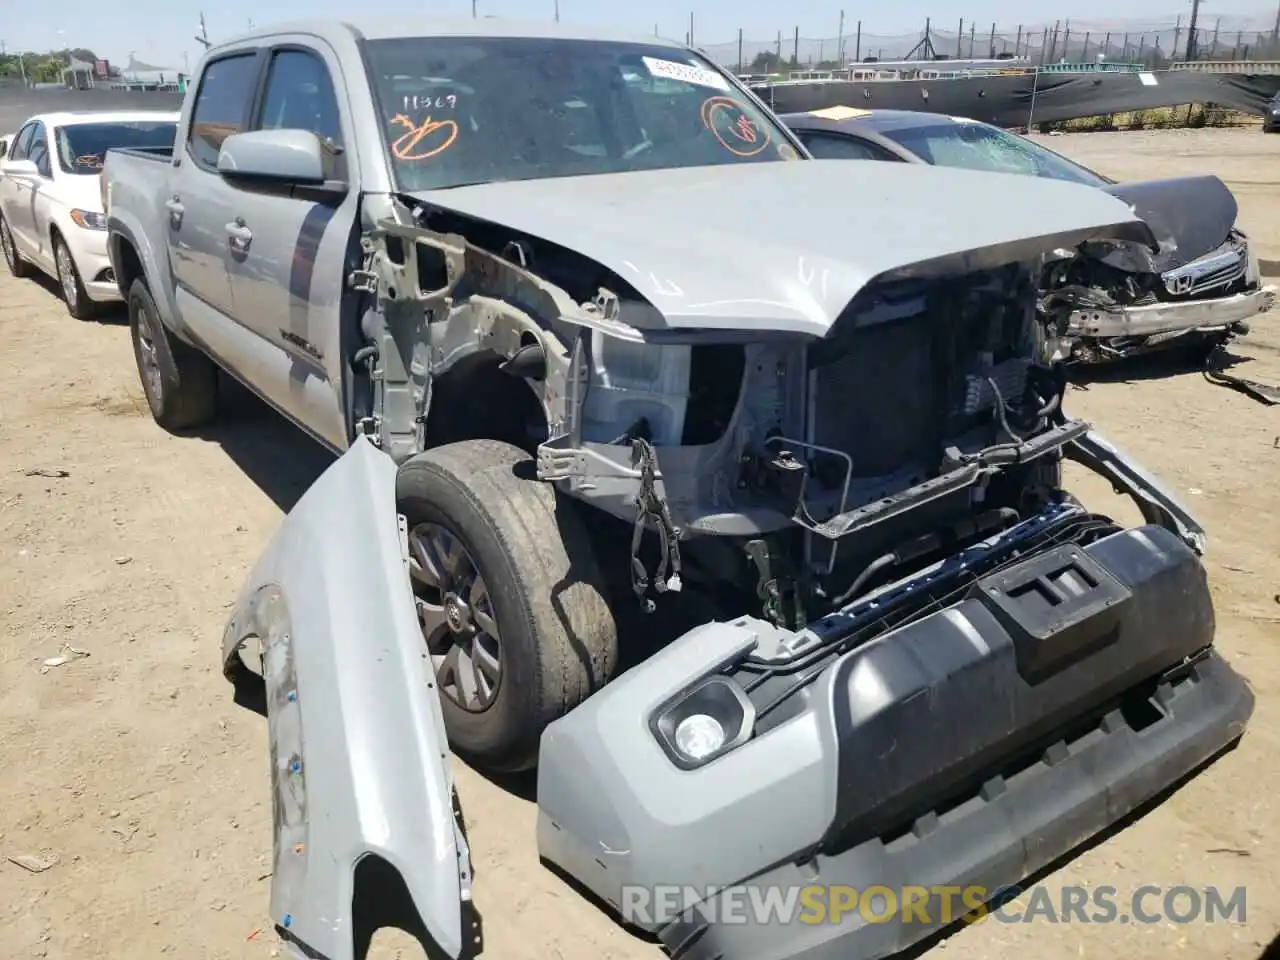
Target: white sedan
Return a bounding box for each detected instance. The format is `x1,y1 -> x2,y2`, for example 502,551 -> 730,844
0,110 -> 178,319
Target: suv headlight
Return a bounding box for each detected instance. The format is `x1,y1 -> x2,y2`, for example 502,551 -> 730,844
650,675 -> 755,769
69,208 -> 107,231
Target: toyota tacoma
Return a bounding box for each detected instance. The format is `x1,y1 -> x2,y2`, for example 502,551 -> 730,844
100,19 -> 1254,960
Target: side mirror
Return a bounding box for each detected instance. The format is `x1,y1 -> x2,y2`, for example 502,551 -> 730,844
216,129 -> 344,192
3,159 -> 39,177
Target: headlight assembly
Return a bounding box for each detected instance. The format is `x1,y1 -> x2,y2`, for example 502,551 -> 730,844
651,675 -> 755,769
69,208 -> 108,231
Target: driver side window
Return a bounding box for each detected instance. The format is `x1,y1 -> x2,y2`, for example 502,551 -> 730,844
26,123 -> 51,177
256,48 -> 344,150
8,123 -> 37,162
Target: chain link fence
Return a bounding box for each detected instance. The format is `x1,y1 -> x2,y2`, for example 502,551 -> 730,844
684,14 -> 1280,73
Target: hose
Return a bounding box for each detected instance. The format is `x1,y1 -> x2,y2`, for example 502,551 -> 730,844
828,508 -> 1020,608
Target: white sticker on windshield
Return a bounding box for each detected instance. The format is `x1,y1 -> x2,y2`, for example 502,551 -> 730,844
642,56 -> 730,91
1138,72 -> 1158,86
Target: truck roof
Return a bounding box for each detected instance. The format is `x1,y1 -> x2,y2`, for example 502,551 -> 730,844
213,17 -> 688,50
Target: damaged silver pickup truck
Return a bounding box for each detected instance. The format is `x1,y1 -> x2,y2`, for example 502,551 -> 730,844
103,19 -> 1254,960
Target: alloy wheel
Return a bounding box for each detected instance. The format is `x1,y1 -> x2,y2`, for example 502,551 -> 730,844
133,302 -> 164,406
406,522 -> 503,712
56,244 -> 77,305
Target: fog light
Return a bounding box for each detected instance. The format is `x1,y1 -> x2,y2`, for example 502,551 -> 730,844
651,675 -> 756,769
674,713 -> 726,761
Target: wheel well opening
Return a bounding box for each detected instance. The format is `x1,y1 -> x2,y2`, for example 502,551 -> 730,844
112,238 -> 144,297
352,853 -> 475,960
423,354 -> 547,455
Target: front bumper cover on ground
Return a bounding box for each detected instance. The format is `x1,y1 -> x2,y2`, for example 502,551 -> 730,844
536,520 -> 1254,960
656,649 -> 1250,960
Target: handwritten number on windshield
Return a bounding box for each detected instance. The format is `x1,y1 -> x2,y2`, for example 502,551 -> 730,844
700,96 -> 770,158
389,114 -> 459,162
401,94 -> 458,111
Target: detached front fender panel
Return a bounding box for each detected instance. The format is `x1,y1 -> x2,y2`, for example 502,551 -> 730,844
221,438 -> 470,960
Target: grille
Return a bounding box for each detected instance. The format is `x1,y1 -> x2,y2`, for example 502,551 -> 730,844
1161,244 -> 1248,299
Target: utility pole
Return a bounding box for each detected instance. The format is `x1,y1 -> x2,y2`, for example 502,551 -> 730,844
988,23 -> 996,58
472,0 -> 477,18
1185,3 -> 1200,61
737,28 -> 742,72
855,20 -> 861,61
194,11 -> 210,49
957,18 -> 964,58
837,10 -> 844,64
689,11 -> 694,47
554,0 -> 559,22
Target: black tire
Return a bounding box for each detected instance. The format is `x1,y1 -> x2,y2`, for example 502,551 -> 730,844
0,214 -> 32,279
127,278 -> 217,431
397,440 -> 618,772
53,234 -> 97,320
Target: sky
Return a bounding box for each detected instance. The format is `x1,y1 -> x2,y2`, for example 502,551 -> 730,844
1,0 -> 1274,68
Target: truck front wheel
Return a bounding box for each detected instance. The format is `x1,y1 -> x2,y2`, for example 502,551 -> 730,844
128,278 -> 217,431
396,440 -> 618,772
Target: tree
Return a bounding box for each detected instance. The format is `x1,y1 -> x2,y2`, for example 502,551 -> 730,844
749,50 -> 786,73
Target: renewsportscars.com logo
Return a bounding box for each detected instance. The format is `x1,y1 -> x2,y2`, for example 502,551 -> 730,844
620,883 -> 1248,927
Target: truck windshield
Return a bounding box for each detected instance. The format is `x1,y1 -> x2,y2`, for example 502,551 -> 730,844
879,121 -> 1111,188
363,36 -> 799,191
55,121 -> 178,175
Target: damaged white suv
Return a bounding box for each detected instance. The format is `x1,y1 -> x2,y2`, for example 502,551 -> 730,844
103,19 -> 1253,960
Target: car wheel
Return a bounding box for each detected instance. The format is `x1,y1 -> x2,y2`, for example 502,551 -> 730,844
397,439 -> 618,772
0,215 -> 32,279
54,235 -> 97,320
127,278 -> 217,431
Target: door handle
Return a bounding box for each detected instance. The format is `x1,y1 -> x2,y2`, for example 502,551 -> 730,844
165,196 -> 184,228
225,219 -> 252,252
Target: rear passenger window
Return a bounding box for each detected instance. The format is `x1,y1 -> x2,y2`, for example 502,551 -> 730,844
188,53 -> 260,167
256,49 -> 344,150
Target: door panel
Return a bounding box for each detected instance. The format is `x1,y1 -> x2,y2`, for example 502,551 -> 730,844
170,52 -> 261,319
8,122 -> 51,260
226,43 -> 357,449
0,123 -> 37,249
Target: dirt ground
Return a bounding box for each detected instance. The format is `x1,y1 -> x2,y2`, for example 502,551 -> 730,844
0,126 -> 1278,960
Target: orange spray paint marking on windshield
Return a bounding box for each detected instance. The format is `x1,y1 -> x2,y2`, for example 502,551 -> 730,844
389,113 -> 459,162
700,96 -> 770,158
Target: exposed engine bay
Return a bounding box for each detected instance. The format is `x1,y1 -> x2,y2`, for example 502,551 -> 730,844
354,193 -> 1206,637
